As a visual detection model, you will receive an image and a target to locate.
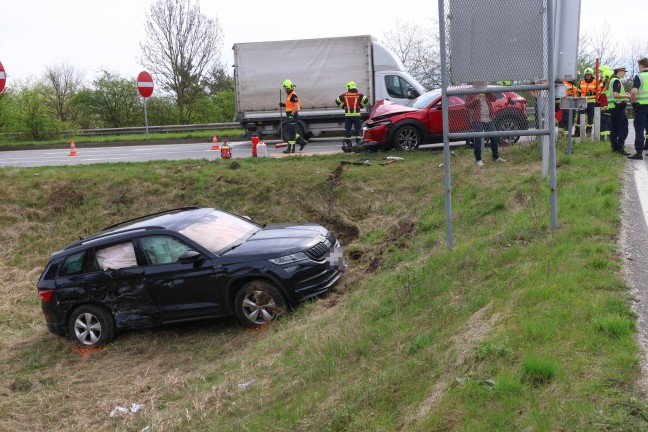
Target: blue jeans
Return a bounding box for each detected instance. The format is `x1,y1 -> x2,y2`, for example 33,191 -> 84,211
472,121 -> 499,161
634,105 -> 648,153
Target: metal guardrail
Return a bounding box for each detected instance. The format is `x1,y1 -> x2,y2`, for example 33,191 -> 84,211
78,122 -> 241,136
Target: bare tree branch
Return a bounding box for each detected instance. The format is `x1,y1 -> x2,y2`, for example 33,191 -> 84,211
140,0 -> 223,123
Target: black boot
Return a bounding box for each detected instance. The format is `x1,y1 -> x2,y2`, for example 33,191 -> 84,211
283,144 -> 294,154
297,136 -> 308,151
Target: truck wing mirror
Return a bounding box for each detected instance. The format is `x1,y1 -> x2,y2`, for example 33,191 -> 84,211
407,88 -> 420,99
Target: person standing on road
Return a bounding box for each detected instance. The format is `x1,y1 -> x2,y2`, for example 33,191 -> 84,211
279,79 -> 308,154
466,82 -> 506,166
630,58 -> 648,160
607,67 -> 632,156
336,81 -> 369,149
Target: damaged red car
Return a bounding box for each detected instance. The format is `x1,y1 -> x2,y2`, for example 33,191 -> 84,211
37,207 -> 345,346
360,88 -> 529,151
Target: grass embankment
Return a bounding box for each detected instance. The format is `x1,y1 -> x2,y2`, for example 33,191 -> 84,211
1,141 -> 647,431
0,128 -> 245,148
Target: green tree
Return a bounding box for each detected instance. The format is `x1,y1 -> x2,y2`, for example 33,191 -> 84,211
12,80 -> 63,141
88,71 -> 142,128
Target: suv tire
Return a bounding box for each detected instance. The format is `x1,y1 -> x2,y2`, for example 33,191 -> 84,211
68,304 -> 115,347
235,280 -> 287,327
494,110 -> 528,145
393,125 -> 422,150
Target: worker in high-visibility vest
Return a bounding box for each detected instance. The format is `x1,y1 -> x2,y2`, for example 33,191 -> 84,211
558,80 -> 578,134
599,65 -> 613,140
279,79 -> 308,154
607,67 -> 631,155
336,81 -> 369,148
576,67 -> 597,137
629,58 -> 648,159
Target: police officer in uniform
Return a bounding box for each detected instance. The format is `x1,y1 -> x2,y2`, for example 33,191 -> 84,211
279,79 -> 308,154
336,81 -> 369,148
607,67 -> 631,155
630,58 -> 648,160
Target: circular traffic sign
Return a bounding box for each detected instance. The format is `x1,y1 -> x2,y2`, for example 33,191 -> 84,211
137,71 -> 154,98
0,62 -> 6,94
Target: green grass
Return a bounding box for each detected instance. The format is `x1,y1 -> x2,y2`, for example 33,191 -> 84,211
0,128 -> 245,148
0,139 -> 646,431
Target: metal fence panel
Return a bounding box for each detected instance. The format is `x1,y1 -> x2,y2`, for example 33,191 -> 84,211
449,0 -> 545,83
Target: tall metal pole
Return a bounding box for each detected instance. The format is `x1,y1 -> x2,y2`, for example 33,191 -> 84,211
438,0 -> 453,250
143,97 -> 149,135
547,0 -> 558,229
567,108 -> 573,155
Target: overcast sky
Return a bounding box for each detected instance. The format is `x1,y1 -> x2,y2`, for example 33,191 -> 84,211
1,0 -> 644,90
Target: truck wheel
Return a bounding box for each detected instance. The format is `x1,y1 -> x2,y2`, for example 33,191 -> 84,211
393,125 -> 421,150
68,304 -> 115,347
234,280 -> 287,327
495,110 -> 528,145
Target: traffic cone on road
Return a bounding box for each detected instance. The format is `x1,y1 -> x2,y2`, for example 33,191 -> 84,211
68,139 -> 78,156
211,133 -> 220,150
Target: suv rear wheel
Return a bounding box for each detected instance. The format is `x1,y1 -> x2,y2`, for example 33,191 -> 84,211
235,280 -> 287,327
495,110 -> 527,145
68,304 -> 115,346
393,125 -> 422,150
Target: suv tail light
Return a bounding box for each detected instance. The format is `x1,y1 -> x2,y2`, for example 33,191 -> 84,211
38,290 -> 54,302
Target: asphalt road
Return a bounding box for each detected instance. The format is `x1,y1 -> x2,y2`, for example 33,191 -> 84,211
0,137 -> 350,167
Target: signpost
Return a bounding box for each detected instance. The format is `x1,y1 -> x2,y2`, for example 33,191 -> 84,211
0,62 -> 6,94
137,71 -> 154,134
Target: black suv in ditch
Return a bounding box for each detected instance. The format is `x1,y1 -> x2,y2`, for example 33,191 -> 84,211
37,207 -> 345,346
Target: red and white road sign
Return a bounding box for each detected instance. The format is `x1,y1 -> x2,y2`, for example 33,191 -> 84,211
137,71 -> 154,98
0,62 -> 6,94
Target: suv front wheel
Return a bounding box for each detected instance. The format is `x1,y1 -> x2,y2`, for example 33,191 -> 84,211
393,125 -> 422,150
235,280 -> 287,327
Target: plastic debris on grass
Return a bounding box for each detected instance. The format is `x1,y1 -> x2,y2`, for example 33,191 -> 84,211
110,403 -> 143,417
238,379 -> 256,389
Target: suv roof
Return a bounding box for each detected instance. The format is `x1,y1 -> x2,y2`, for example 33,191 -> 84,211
53,207 -> 210,257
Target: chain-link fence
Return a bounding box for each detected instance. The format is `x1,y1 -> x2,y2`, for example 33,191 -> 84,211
437,0 -> 569,246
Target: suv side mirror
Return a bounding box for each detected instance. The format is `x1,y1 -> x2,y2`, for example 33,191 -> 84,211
178,250 -> 203,264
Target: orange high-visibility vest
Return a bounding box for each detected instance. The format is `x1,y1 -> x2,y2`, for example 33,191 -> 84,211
285,90 -> 301,113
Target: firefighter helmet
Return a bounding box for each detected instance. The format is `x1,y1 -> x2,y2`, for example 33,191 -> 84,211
282,79 -> 294,89
584,67 -> 594,75
346,81 -> 357,90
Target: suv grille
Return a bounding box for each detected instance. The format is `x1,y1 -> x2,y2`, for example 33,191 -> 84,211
306,243 -> 328,261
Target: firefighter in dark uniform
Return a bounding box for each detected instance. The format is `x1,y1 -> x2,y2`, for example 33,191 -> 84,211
279,79 -> 308,154
336,81 -> 368,148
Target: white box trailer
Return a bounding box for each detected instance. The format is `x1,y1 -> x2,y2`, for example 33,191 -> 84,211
233,35 -> 426,139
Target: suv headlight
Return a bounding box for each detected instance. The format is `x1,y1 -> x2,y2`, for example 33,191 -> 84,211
268,252 -> 308,265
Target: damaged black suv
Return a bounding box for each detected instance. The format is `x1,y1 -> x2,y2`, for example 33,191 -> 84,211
37,207 -> 345,346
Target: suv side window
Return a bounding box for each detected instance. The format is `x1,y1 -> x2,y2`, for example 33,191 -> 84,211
60,251 -> 86,276
385,75 -> 413,99
94,241 -> 138,271
141,235 -> 193,265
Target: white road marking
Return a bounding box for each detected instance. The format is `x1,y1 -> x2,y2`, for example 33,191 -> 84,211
634,162 -> 648,229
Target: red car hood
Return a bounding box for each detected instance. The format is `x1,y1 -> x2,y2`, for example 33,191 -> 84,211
369,99 -> 418,119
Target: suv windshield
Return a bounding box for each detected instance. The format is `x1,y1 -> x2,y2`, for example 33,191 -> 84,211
409,90 -> 442,109
179,210 -> 260,255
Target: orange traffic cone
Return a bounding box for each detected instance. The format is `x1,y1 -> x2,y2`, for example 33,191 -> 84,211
68,139 -> 78,156
211,133 -> 220,150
